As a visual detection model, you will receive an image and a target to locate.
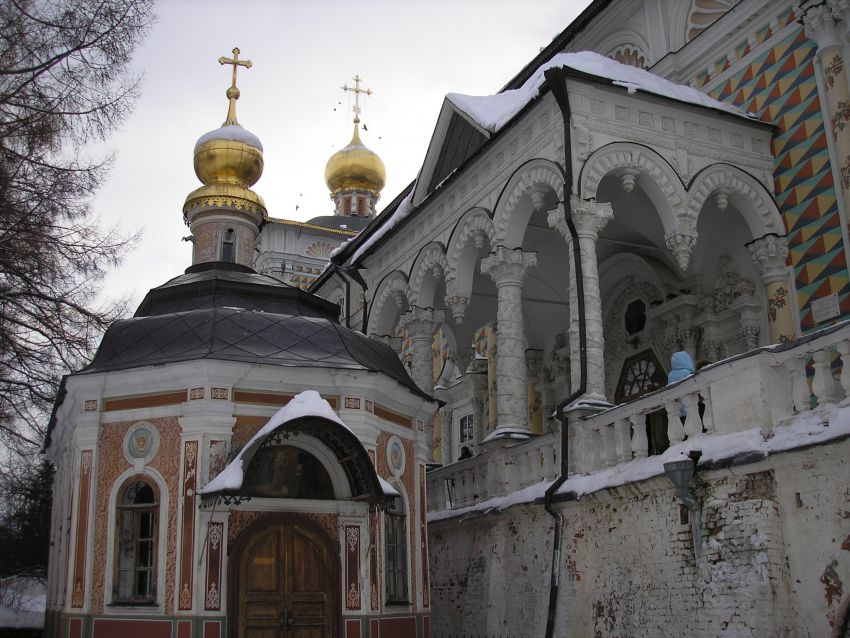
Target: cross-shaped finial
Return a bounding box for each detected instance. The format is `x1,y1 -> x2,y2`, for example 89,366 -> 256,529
342,75 -> 373,125
218,47 -> 253,125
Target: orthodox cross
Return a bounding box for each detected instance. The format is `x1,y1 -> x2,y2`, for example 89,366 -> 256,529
342,75 -> 373,124
218,47 -> 252,125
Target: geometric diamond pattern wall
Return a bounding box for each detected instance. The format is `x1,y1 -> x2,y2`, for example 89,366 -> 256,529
709,27 -> 849,332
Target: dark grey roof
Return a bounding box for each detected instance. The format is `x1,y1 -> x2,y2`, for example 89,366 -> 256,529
82,262 -> 430,400
135,261 -> 339,319
306,215 -> 371,232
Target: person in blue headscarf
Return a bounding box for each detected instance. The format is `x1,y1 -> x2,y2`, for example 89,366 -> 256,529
668,350 -> 695,417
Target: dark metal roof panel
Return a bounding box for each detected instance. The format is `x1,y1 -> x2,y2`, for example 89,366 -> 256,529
82,307 -> 429,399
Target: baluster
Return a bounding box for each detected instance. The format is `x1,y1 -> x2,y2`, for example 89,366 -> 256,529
700,391 -> 715,434
602,422 -> 617,467
811,349 -> 841,405
630,413 -> 648,459
835,340 -> 850,399
614,418 -> 632,463
590,424 -> 603,473
666,401 -> 686,445
683,393 -> 702,438
543,441 -> 557,480
785,356 -> 811,413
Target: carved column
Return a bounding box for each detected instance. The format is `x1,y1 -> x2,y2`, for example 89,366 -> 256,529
400,306 -> 443,462
467,359 -> 489,450
526,349 -> 544,436
803,2 -> 850,225
548,196 -> 614,402
438,406 -> 452,464
747,234 -> 796,343
480,246 -> 537,438
399,306 -> 443,394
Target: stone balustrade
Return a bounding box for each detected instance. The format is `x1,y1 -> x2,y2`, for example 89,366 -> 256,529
427,320 -> 850,513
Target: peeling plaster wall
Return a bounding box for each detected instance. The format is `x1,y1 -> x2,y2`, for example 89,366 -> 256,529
428,439 -> 850,637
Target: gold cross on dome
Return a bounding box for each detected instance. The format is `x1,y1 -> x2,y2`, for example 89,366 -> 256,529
342,75 -> 373,124
218,47 -> 253,125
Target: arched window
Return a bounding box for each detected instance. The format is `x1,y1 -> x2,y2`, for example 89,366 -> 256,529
114,478 -> 159,603
385,495 -> 408,603
221,228 -> 235,262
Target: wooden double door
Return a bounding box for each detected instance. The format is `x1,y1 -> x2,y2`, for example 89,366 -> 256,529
235,522 -> 337,638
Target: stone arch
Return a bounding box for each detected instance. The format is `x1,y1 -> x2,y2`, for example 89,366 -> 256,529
408,242 -> 449,308
367,271 -> 411,337
445,208 -> 495,304
686,163 -> 783,238
599,256 -> 668,401
493,158 -> 566,248
580,142 -> 685,237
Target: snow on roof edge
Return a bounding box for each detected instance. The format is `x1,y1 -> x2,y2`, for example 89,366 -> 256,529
448,51 -> 750,134
198,390 -> 351,495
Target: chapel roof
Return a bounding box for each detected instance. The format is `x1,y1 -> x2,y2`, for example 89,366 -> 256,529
82,262 -> 430,400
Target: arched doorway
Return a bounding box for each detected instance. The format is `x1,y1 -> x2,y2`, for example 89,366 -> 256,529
230,515 -> 339,638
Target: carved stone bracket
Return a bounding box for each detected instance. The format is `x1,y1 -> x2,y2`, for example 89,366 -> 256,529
747,233 -> 789,285
803,2 -> 845,50
664,217 -> 698,272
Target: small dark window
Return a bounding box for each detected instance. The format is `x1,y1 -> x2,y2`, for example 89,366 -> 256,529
624,299 -> 647,335
221,228 -> 235,262
385,496 -> 408,604
357,197 -> 366,215
343,197 -> 352,215
459,413 -> 474,446
114,478 -> 159,604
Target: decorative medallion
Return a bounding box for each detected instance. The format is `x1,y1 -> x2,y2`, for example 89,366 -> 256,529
387,436 -> 406,477
123,422 -> 159,463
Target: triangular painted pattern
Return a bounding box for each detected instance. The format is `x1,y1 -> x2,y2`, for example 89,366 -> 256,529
709,29 -> 849,332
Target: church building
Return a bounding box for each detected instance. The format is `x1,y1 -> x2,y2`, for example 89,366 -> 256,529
310,0 -> 850,636
44,0 -> 850,636
43,50 -> 435,638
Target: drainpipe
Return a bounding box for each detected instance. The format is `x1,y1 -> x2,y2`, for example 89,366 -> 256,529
542,66 -> 588,638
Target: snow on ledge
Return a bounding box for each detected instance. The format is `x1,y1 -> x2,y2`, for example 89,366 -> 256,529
448,51 -> 748,134
198,390 -> 351,495
427,400 -> 850,523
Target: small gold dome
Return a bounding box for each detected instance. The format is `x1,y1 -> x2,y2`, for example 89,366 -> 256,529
193,124 -> 264,187
183,124 -> 266,217
325,125 -> 386,196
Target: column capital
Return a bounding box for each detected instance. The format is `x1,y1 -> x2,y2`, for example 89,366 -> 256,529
399,305 -> 444,338
548,195 -> 613,242
480,246 -> 537,287
802,2 -> 844,51
747,233 -> 789,284
829,0 -> 850,26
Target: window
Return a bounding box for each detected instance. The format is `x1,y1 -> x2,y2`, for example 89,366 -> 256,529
357,197 -> 366,216
343,197 -> 352,215
221,228 -> 235,262
114,478 -> 158,604
385,496 -> 408,603
458,413 -> 474,459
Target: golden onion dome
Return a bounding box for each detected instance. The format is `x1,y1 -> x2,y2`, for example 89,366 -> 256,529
193,123 -> 264,187
324,124 -> 386,196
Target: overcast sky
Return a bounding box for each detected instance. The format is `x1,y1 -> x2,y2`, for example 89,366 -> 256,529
95,0 -> 592,304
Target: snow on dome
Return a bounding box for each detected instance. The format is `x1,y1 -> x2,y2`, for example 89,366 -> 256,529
195,123 -> 263,152
448,51 -> 748,134
198,390 -> 349,495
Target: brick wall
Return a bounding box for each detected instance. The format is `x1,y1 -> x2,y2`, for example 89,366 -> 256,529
428,439 -> 850,637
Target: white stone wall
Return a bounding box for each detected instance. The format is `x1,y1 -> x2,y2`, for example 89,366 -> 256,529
428,439 -> 850,637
